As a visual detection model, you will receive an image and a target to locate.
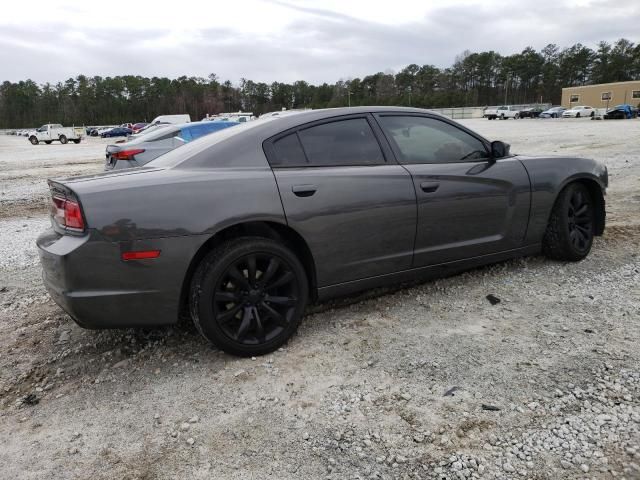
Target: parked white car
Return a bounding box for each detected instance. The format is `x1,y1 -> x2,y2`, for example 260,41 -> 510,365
483,106 -> 520,120
562,106 -> 595,118
27,124 -> 84,145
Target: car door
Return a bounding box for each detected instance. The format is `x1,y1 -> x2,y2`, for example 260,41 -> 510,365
264,115 -> 417,287
375,113 -> 531,267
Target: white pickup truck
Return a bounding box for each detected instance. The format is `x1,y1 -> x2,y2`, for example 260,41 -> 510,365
483,106 -> 520,120
28,124 -> 84,145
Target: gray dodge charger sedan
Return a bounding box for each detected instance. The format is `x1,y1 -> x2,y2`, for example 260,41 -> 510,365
37,107 -> 607,356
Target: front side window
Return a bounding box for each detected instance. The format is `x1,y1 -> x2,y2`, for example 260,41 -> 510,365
297,118 -> 385,166
378,115 -> 489,164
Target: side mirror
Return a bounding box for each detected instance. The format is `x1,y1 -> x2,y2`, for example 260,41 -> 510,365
491,140 -> 510,160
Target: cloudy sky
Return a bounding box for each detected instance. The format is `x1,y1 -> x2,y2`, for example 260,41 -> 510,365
1,0 -> 638,85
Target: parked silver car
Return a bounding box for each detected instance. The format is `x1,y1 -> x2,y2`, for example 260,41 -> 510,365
104,121 -> 239,170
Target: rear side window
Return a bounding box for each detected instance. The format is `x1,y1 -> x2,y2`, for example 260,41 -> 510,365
298,118 -> 384,166
271,133 -> 306,166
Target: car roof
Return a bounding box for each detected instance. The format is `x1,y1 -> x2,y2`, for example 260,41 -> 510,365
147,107 -> 462,169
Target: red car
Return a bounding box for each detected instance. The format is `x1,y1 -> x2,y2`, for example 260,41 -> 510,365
131,122 -> 148,133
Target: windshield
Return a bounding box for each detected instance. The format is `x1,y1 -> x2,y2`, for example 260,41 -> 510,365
148,118 -> 275,168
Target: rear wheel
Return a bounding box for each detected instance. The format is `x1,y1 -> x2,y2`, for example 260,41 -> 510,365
543,183 -> 595,261
73,139 -> 81,144
59,135 -> 68,144
190,237 -> 308,356
29,136 -> 39,145
500,114 -> 505,120
514,113 -> 519,119
576,113 -> 581,118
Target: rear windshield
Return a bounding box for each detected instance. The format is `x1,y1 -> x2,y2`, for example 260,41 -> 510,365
147,119 -> 273,168
130,125 -> 177,143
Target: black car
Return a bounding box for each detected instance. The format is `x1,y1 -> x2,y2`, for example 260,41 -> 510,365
603,104 -> 638,120
519,107 -> 544,118
37,107 -> 608,356
101,127 -> 133,138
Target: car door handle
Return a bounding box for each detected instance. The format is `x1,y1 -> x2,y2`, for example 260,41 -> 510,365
420,181 -> 440,193
292,184 -> 317,197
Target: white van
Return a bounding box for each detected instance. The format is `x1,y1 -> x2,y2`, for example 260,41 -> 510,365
149,114 -> 191,125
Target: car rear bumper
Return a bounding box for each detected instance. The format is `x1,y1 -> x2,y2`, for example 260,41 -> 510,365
36,227 -> 204,329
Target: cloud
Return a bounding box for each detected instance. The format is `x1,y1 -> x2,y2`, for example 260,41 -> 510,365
0,0 -> 638,85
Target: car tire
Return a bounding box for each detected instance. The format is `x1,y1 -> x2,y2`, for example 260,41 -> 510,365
190,237 -> 309,357
44,140 -> 52,145
590,111 -> 595,118
500,114 -> 505,120
542,183 -> 595,262
73,139 -> 81,144
59,135 -> 68,144
576,113 -> 580,118
29,136 -> 38,145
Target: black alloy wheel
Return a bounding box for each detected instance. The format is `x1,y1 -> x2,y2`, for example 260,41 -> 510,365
566,188 -> 593,253
543,183 -> 595,261
190,237 -> 308,356
214,253 -> 299,345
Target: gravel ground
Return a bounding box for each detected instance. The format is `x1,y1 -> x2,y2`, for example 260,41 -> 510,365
0,119 -> 639,480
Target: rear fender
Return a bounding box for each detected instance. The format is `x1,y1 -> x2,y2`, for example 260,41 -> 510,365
519,157 -> 607,244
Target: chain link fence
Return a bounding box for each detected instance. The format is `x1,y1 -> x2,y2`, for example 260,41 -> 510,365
429,103 -> 553,120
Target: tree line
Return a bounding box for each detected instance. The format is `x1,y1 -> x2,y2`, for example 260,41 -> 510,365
1,38 -> 639,128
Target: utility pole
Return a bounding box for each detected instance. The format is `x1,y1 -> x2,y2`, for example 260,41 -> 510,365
504,77 -> 509,105
347,90 -> 352,107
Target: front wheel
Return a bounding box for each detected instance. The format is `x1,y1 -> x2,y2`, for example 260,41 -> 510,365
190,237 -> 309,356
514,113 -> 519,119
543,183 -> 594,261
59,135 -> 68,144
29,136 -> 38,145
576,113 -> 581,118
500,114 -> 505,120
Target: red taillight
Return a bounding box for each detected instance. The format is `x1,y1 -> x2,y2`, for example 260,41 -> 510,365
51,196 -> 85,231
65,200 -> 84,229
121,250 -> 161,261
113,148 -> 145,161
